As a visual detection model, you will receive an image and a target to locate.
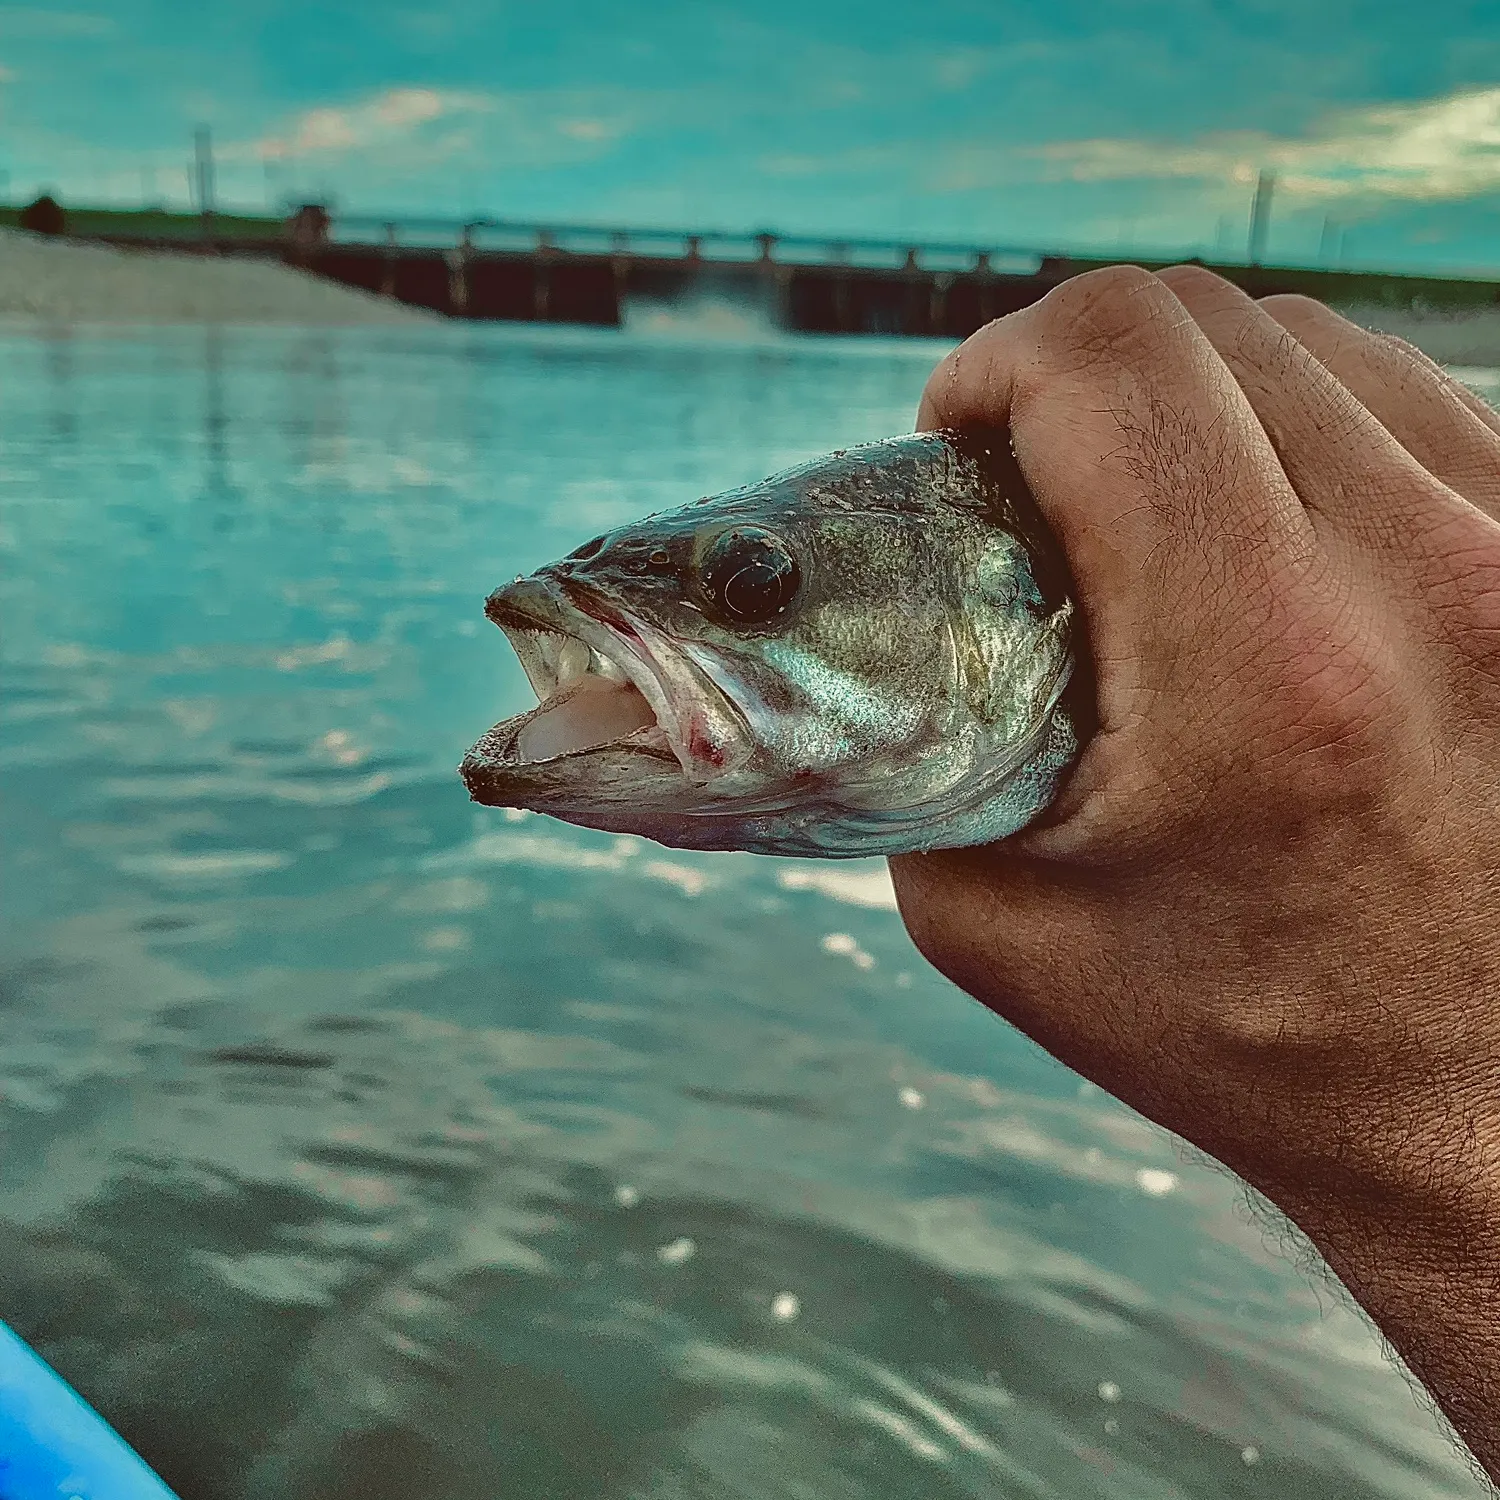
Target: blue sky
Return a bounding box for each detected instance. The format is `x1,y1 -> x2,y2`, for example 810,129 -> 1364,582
2,0 -> 1499,271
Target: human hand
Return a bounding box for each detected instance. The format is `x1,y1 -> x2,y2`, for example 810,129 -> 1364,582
889,264 -> 1500,1477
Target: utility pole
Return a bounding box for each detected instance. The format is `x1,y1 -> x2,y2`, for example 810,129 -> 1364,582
1248,169 -> 1275,266
194,125 -> 215,238
1318,214 -> 1339,263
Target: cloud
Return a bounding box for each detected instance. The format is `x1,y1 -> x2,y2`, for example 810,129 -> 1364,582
0,77 -> 644,214
221,84 -> 637,181
1022,87 -> 1500,205
557,118 -> 619,143
247,87 -> 494,162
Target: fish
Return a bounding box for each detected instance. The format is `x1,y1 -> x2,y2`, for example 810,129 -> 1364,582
459,428 -> 1086,858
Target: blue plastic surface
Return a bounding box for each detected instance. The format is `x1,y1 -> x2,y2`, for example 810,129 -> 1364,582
0,1324 -> 178,1500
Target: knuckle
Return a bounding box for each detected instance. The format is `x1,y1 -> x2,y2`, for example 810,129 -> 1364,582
1246,323 -> 1380,449
1308,375 -> 1379,447
1257,296 -> 1377,362
1259,295 -> 1395,368
1038,264 -> 1164,334
1370,330 -> 1435,374
1256,292 -> 1335,334
1035,263 -> 1178,361
1058,261 -> 1161,302
1156,262 -> 1242,307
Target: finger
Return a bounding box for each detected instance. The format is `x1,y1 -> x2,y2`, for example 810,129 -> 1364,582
918,265 -> 1321,848
1255,294 -> 1500,521
1278,299 -> 1500,440
919,265 -> 1318,595
1153,265 -> 1486,561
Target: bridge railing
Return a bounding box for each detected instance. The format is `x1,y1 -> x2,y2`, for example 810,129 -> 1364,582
44,200 -> 1045,276
329,214 -> 1043,275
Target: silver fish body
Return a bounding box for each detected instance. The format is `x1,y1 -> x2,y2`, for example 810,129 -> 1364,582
460,429 -> 1085,858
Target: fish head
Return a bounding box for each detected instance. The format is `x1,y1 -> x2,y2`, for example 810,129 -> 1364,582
460,431 -> 1078,855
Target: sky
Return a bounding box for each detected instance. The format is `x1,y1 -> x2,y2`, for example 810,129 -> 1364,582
2,0 -> 1499,272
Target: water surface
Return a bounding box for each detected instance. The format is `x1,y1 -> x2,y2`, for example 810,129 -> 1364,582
0,321 -> 1486,1498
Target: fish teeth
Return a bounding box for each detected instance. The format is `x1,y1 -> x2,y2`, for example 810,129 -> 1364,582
525,630 -> 628,699
555,635 -> 591,688
590,648 -> 628,683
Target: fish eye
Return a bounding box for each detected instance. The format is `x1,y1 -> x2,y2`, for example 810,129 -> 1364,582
699,528 -> 800,625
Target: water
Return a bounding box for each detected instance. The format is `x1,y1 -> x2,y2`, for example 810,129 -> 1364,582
0,321 -> 1487,1499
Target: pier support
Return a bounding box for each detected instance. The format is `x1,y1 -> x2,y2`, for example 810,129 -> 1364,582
446,225 -> 474,316
380,223 -> 398,300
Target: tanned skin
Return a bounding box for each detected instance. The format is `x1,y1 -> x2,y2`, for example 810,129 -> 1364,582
890,264 -> 1500,1479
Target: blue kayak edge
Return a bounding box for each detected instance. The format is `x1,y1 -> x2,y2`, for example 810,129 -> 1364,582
0,1323 -> 179,1500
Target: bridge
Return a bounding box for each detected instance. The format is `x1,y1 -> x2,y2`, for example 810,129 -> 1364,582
14,201 -> 1500,336
296,213 -> 1058,335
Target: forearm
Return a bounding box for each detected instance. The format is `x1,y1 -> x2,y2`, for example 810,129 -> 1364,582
1332,1252 -> 1499,1481
1247,1117 -> 1500,1480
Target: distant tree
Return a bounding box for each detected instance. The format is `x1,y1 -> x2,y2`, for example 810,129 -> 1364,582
19,194 -> 65,236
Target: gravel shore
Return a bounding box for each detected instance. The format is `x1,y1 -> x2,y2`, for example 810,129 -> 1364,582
0,228 -> 433,325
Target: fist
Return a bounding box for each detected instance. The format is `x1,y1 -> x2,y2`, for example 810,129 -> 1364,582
890,264 -> 1500,1464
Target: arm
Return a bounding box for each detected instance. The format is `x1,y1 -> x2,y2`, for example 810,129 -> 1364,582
890,263 -> 1500,1478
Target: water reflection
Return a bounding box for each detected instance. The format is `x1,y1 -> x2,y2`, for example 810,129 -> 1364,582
43,326 -> 77,444
0,984 -> 1462,1500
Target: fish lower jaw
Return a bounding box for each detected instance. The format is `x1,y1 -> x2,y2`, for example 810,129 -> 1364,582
458,715 -> 681,809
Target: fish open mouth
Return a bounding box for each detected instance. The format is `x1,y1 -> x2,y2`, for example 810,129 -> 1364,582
461,577 -> 739,799
502,617 -> 671,764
